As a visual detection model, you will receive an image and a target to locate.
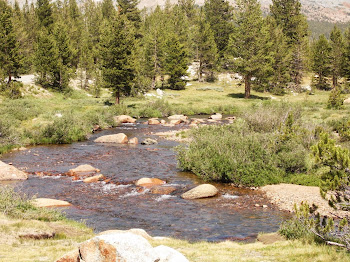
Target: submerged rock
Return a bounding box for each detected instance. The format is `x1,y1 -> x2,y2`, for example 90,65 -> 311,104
94,133 -> 128,144
83,174 -> 105,183
141,138 -> 158,145
32,198 -> 71,208
150,186 -> 176,195
0,161 -> 27,181
181,184 -> 219,200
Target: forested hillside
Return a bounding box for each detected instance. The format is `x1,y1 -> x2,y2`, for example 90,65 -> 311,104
1,0 -> 350,102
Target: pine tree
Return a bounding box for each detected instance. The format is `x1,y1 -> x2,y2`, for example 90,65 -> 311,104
204,0 -> 234,57
330,26 -> 344,88
36,0 -> 54,29
195,9 -> 218,82
165,34 -> 188,90
100,15 -> 135,104
0,0 -> 23,84
311,34 -> 331,90
268,23 -> 291,94
270,0 -> 309,89
118,0 -> 141,30
344,28 -> 350,80
34,28 -> 59,88
101,0 -> 116,20
228,0 -> 269,98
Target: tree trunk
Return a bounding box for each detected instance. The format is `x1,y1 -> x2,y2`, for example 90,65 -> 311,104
333,73 -> 338,88
198,60 -> 203,82
245,75 -> 251,99
7,73 -> 12,85
116,90 -> 120,105
151,75 -> 156,89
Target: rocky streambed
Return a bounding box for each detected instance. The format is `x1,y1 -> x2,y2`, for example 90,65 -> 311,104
0,116 -> 290,242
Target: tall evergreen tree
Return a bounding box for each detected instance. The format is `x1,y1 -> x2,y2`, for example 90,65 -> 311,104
195,9 -> 218,82
228,0 -> 269,98
204,0 -> 234,57
268,23 -> 291,93
311,34 -> 331,89
0,0 -> 23,84
34,28 -> 59,87
270,0 -> 309,89
118,0 -> 141,29
36,0 -> 54,29
100,15 -> 135,104
165,34 -> 188,90
101,0 -> 116,20
329,26 -> 344,88
344,28 -> 350,79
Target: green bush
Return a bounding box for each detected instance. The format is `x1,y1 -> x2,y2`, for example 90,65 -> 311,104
177,122 -> 285,186
137,99 -> 174,117
327,88 -> 343,109
177,105 -> 314,187
329,117 -> 350,141
0,186 -> 64,221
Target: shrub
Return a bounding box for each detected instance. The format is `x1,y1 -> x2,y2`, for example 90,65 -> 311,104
327,88 -> 343,109
177,122 -> 283,186
0,186 -> 64,221
137,99 -> 173,117
329,117 -> 350,141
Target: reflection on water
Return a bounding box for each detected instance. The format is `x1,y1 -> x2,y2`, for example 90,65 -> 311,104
0,121 -> 290,241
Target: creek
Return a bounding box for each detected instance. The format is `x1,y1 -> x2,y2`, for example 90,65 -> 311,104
0,120 -> 290,242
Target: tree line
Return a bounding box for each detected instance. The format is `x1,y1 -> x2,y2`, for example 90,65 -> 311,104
2,0 -> 350,103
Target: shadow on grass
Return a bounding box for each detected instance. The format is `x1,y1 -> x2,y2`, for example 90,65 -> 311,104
227,93 -> 269,100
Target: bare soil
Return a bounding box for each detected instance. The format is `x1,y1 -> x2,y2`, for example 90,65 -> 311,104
260,183 -> 349,218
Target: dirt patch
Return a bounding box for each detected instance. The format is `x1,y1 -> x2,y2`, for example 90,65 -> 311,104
260,183 -> 349,218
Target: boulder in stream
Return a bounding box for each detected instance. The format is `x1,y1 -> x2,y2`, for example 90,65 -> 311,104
94,133 -> 128,144
129,137 -> 138,145
68,164 -> 100,176
0,161 -> 27,180
98,228 -> 153,241
148,118 -> 160,125
141,138 -> 158,145
32,198 -> 71,208
135,177 -> 166,187
114,115 -> 137,124
209,113 -> 222,120
168,115 -> 188,121
150,185 -> 176,195
181,184 -> 219,200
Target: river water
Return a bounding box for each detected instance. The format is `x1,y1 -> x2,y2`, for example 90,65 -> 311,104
0,120 -> 290,242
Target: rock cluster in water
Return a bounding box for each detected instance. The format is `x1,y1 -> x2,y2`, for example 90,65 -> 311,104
0,160 -> 28,181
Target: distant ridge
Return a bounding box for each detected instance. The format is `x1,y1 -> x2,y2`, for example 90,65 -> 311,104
8,0 -> 350,23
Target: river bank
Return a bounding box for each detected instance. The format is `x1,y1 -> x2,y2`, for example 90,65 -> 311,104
0,212 -> 349,262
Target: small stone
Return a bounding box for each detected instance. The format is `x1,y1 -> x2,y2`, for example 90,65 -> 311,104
263,205 -> 268,208
255,204 -> 260,207
148,118 -> 160,125
128,137 -> 138,145
83,174 -> 105,183
141,138 -> 158,145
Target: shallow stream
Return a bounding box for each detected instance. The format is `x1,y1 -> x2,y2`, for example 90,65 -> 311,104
0,120 -> 290,241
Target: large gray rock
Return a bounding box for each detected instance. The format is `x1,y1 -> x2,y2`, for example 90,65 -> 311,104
154,245 -> 189,262
181,184 -> 219,200
209,113 -> 222,120
98,228 -> 153,241
0,161 -> 27,180
94,133 -> 128,144
344,97 -> 350,104
79,232 -> 159,262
